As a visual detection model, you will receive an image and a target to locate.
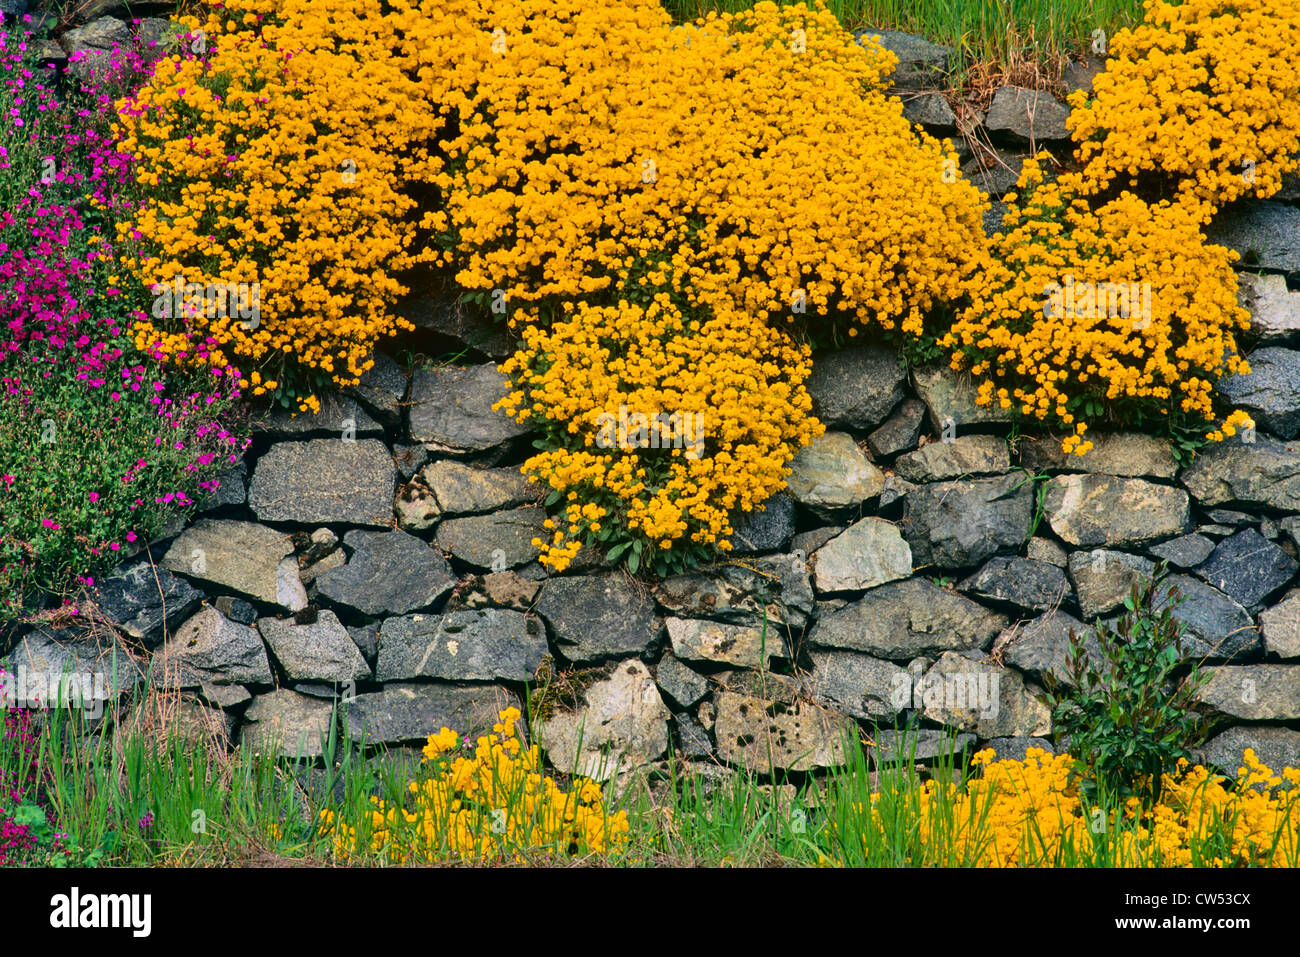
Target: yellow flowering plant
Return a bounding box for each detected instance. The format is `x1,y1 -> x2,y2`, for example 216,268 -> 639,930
498,296 -> 822,573
1067,0 -> 1300,205
319,708 -> 630,863
943,157 -> 1254,454
113,0 -> 446,412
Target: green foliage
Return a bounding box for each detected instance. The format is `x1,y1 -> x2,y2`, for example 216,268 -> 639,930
1042,572 -> 1210,806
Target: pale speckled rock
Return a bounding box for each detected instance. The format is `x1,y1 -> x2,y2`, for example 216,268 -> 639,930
911,365 -> 1012,431
154,607 -> 274,689
257,610 -> 370,682
894,435 -> 1009,482
920,651 -> 1051,738
539,660 -> 670,781
408,363 -> 531,453
433,507 -> 546,570
1200,665 -> 1300,720
714,691 -> 852,772
811,517 -> 912,593
666,617 -> 786,668
786,431 -> 885,514
248,439 -> 395,527
1018,432 -> 1178,479
1259,590 -> 1300,659
1043,474 -> 1189,548
1067,549 -> 1155,618
376,608 -> 546,682
162,520 -> 304,609
803,650 -> 909,721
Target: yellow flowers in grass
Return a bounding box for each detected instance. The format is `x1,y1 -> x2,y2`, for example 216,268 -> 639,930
498,297 -> 822,571
852,748 -> 1300,867
1068,0 -> 1300,204
319,709 -> 630,863
115,0 -> 445,412
944,158 -> 1254,453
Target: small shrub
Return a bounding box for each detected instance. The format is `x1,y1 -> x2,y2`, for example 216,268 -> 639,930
1041,573 -> 1210,806
944,156 -> 1254,453
1067,0 -> 1300,205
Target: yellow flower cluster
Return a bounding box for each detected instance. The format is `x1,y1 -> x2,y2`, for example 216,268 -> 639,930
318,708 -> 630,862
1067,0 -> 1300,204
856,748 -> 1300,867
498,297 -> 822,569
429,0 -> 986,339
944,157 -> 1254,453
113,0 -> 445,411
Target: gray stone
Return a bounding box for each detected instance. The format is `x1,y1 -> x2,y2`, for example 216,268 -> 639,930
666,617 -> 785,668
714,690 -> 851,772
1153,575 -> 1261,661
90,558 -> 202,647
347,623 -> 379,662
895,435 -> 1010,482
213,595 -> 258,625
982,201 -> 1008,237
1044,474 -> 1189,548
162,520 -> 303,609
62,17 -> 129,52
867,398 -> 927,458
803,650 -> 908,721
988,736 -> 1056,761
392,444 -> 429,482
199,463 -> 247,510
316,529 -> 455,616
1239,272 -> 1300,345
1206,509 -> 1255,527
253,395 -> 382,440
993,610 -> 1100,687
375,608 -> 546,682
350,352 -> 406,425
539,660 -> 669,780
249,438 -> 395,527
420,459 -> 534,514
1217,348 -> 1300,440
786,431 -> 885,514
655,554 -> 814,632
806,346 -> 907,430
655,651 -> 709,708
904,473 -> 1033,568
1180,434 -> 1300,510
921,651 -> 1052,738
1202,726 -> 1300,779
6,626 -> 142,702
902,91 -> 955,127
674,714 -> 713,759
1060,58 -> 1103,96
136,18 -> 171,52
1067,550 -> 1156,618
433,507 -> 545,570
346,683 -> 518,746
536,574 -> 659,663
962,152 -> 1025,199
960,555 -> 1072,613
257,611 -> 370,682
1148,533 -> 1216,569
1259,589 -> 1300,659
239,690 -> 334,759
911,364 -> 1012,431
1200,665 -> 1300,720
466,570 -> 541,611
728,492 -> 796,554
870,728 -> 978,764
984,86 -> 1071,141
1193,528 -> 1298,611
857,29 -> 950,90
808,578 -> 1006,659
792,526 -> 844,558
403,295 -> 512,357
409,363 -> 530,453
1206,201 -> 1300,274
811,517 -> 912,593
1019,432 -> 1178,479
1026,537 -> 1068,567
153,606 -> 272,689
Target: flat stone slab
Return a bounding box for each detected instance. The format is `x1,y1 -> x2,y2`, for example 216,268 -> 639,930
154,606 -> 274,688
786,431 -> 885,513
433,507 -> 545,569
806,346 -> 907,430
984,86 -> 1070,141
1200,665 -> 1300,720
536,574 -> 660,663
315,529 -> 456,616
1206,201 -> 1300,274
904,473 -> 1033,568
1216,347 -> 1300,440
257,610 -> 370,683
375,608 -> 547,682
161,520 -> 304,609
1044,474 -> 1189,548
1192,528 -> 1297,611
240,689 -> 334,759
249,438 -> 395,526
666,617 -> 786,669
408,363 -> 531,453
345,683 -> 519,746
1018,432 -> 1178,479
803,650 -> 909,722
811,517 -> 912,593
911,364 -> 1012,431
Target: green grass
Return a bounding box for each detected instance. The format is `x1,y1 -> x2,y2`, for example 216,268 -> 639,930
663,0 -> 1146,78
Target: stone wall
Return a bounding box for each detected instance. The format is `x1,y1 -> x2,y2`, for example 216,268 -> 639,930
9,313 -> 1300,783
5,9 -> 1300,784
